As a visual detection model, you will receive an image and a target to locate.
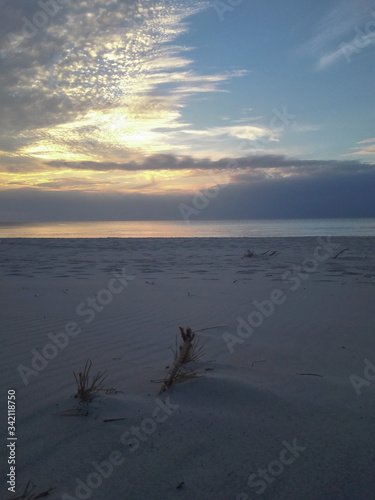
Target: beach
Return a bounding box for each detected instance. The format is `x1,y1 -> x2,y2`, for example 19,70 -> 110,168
1,236 -> 375,500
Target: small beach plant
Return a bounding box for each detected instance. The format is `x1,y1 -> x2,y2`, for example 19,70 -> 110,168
54,360 -> 115,417
74,359 -> 108,403
158,327 -> 205,394
244,249 -> 256,258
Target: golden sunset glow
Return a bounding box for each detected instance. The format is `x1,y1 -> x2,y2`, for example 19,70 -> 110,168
1,0 -> 374,221
0,162 -> 225,195
0,0 -> 280,199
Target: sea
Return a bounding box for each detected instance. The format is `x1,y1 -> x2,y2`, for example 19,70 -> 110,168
1,219 -> 375,238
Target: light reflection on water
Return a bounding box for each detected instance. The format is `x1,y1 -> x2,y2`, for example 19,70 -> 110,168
0,219 -> 375,238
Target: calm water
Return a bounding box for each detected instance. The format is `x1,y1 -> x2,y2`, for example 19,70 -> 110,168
1,219 -> 375,238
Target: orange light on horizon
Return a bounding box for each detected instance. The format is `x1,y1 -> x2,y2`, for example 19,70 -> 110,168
0,166 -> 229,195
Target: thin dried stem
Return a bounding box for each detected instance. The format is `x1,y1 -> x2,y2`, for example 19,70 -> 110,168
7,480 -> 55,499
333,248 -> 349,259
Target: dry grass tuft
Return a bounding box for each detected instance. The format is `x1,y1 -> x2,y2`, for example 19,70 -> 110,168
7,480 -> 55,499
74,359 -> 107,403
158,327 -> 205,394
54,360 -> 116,417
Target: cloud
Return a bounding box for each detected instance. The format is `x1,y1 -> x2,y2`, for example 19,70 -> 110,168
2,150 -> 373,197
1,159 -> 375,222
345,137 -> 375,157
359,137 -> 375,144
296,1 -> 375,70
0,0 -> 251,165
44,153 -> 375,177
316,46 -> 348,70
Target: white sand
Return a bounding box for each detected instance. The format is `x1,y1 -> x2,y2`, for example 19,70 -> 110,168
1,237 -> 375,500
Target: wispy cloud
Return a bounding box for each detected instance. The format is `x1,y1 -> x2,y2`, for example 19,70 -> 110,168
345,137 -> 375,157
316,46 -> 348,70
358,137 -> 375,144
296,1 -> 374,70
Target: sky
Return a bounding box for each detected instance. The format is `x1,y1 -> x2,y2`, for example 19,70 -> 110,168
0,0 -> 374,221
